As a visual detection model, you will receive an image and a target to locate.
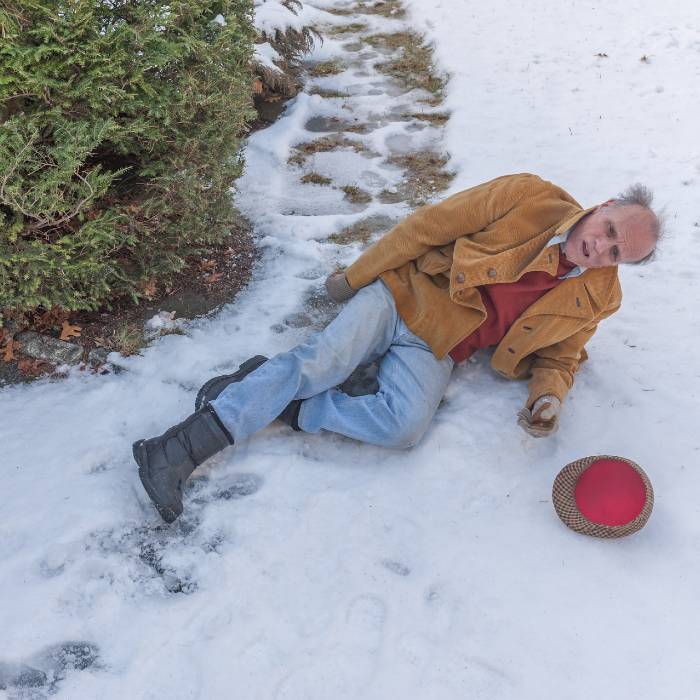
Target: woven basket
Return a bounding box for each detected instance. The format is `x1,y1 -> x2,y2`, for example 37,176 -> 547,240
552,455 -> 654,538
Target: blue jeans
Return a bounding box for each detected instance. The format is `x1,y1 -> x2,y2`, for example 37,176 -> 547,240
211,281 -> 454,449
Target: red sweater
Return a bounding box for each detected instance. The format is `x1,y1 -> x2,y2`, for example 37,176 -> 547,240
449,250 -> 577,363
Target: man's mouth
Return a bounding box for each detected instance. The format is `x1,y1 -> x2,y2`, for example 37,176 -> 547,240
582,240 -> 589,258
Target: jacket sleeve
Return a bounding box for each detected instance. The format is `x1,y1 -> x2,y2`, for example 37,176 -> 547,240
345,173 -> 542,290
525,299 -> 621,409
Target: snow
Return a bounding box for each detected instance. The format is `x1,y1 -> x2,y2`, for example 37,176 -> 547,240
2,0 -> 700,698
254,0 -> 328,35
254,41 -> 284,72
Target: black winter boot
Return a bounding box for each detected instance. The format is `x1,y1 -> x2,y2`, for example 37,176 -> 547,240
278,399 -> 302,431
196,354 -> 303,431
194,355 -> 268,410
133,404 -> 233,523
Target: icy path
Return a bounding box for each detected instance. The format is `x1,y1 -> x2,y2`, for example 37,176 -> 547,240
2,0 -> 700,698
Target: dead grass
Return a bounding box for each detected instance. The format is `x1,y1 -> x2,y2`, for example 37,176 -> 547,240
288,135 -> 374,166
327,22 -> 369,36
365,31 -> 445,96
405,111 -> 450,126
341,185 -> 373,204
308,87 -> 351,99
301,172 -> 333,186
325,7 -> 354,16
363,31 -> 413,51
385,151 -> 455,207
356,0 -> 406,18
327,214 -> 396,245
111,323 -> 146,356
307,60 -> 346,77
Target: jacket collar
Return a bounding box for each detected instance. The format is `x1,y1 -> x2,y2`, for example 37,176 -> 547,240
554,205 -> 597,235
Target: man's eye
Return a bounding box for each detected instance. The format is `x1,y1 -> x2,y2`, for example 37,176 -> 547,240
612,245 -> 619,261
608,225 -> 615,238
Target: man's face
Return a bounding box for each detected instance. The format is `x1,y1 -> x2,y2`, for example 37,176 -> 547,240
564,202 -> 657,268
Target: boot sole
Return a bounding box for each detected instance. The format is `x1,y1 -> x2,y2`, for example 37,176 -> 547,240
194,355 -> 268,411
132,440 -> 179,524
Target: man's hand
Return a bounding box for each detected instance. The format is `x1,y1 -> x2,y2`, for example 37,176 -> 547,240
517,395 -> 561,438
325,272 -> 357,302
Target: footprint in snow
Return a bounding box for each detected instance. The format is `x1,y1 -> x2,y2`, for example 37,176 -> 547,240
0,641 -> 99,695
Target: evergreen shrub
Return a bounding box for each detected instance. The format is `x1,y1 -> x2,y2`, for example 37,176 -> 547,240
0,0 -> 255,314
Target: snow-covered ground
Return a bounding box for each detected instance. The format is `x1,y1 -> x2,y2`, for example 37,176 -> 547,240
2,1 -> 700,697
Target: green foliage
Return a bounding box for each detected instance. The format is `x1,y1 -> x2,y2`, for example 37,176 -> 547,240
0,0 -> 256,313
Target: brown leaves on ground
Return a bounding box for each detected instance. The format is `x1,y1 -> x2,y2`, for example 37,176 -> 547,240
17,358 -> 53,377
203,272 -> 223,285
2,338 -> 19,362
139,278 -> 158,300
59,321 -> 82,341
33,307 -> 66,333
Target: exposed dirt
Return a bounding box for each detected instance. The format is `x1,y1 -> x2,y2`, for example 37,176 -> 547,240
0,218 -> 257,384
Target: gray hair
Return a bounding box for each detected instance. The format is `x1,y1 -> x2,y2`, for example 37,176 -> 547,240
611,183 -> 665,264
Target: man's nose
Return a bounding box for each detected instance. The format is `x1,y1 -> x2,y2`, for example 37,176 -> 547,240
594,236 -> 610,256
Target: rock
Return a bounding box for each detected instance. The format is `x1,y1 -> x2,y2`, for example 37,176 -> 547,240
15,332 -> 83,365
1,318 -> 22,337
87,347 -> 111,369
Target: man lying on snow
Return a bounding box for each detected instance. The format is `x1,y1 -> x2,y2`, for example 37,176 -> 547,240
132,173 -> 662,523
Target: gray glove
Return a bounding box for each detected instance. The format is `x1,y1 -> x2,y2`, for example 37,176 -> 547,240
517,395 -> 561,438
325,272 -> 356,302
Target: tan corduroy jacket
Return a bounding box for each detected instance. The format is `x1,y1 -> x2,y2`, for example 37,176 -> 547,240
344,173 -> 622,408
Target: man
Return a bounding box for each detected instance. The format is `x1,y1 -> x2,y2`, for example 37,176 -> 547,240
132,173 -> 661,523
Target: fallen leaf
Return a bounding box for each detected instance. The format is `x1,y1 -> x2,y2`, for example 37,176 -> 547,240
60,321 -> 82,341
203,272 -> 223,284
34,307 -> 66,332
139,278 -> 158,300
200,259 -> 217,271
253,78 -> 264,94
2,338 -> 17,362
17,358 -> 52,377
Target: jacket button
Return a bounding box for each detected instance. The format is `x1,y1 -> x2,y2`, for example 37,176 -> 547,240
487,268 -> 497,278
456,272 -> 465,284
